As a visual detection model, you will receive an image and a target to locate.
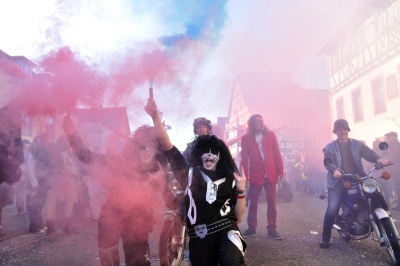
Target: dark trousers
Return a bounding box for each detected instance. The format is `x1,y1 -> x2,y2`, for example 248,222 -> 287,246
247,178 -> 277,231
27,182 -> 47,231
98,204 -> 150,266
189,229 -> 246,266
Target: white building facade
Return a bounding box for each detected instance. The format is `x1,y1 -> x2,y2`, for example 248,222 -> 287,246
324,0 -> 400,145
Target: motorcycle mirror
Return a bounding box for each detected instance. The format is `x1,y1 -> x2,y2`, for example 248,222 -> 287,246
379,141 -> 389,151
323,158 -> 333,166
381,171 -> 391,180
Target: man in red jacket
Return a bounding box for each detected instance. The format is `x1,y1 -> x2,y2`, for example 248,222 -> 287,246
240,114 -> 284,239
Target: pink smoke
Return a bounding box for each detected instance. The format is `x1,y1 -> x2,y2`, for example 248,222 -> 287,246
0,57 -> 28,79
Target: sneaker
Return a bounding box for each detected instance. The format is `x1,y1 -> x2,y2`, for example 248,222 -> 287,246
242,228 -> 257,237
267,230 -> 283,240
319,240 -> 330,248
319,232 -> 331,248
29,227 -> 47,234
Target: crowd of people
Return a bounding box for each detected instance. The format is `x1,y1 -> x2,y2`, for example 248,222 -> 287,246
0,132 -> 99,237
1,97 -> 400,265
284,149 -> 326,198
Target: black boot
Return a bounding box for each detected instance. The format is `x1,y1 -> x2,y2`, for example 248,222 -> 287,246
319,226 -> 331,248
63,216 -> 79,234
46,220 -> 57,236
99,245 -> 120,266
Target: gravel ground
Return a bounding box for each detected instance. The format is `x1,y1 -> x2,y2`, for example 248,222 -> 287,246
1,190 -> 399,265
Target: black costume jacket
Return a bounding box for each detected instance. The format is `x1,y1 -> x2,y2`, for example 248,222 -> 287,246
166,146 -> 239,239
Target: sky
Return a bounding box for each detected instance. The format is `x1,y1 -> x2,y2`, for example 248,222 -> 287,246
0,0 -> 375,150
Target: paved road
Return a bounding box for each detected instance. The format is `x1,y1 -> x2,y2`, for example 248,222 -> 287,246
1,190 -> 399,265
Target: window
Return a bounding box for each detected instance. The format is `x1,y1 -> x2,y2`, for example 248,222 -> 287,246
352,87 -> 364,122
371,75 -> 387,115
336,97 -> 345,119
386,73 -> 399,99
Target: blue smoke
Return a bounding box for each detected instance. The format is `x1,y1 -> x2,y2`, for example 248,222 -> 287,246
160,0 -> 229,47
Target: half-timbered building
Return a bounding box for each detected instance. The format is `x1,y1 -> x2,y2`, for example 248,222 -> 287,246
321,0 -> 400,145
225,71 -> 331,162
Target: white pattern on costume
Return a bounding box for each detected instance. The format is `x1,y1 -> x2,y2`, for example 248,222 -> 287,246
228,230 -> 245,256
186,168 -> 197,225
200,171 -> 226,204
194,224 -> 208,239
220,198 -> 231,216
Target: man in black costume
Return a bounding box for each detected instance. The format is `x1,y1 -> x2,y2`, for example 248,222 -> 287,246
145,98 -> 247,266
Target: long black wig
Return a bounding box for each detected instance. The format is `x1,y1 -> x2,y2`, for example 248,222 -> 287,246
189,134 -> 238,176
123,125 -> 168,173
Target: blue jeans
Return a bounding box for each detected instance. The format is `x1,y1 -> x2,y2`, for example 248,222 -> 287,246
322,181 -> 345,228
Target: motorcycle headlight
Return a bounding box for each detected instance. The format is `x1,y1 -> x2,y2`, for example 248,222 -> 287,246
362,179 -> 377,193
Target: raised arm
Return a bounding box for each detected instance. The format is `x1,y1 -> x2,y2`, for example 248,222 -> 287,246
144,99 -> 173,151
234,168 -> 247,223
62,116 -> 95,164
145,98 -> 189,188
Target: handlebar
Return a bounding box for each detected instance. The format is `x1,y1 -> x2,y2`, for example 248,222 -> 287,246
326,156 -> 393,176
340,173 -> 361,182
338,162 -> 393,181
374,162 -> 394,170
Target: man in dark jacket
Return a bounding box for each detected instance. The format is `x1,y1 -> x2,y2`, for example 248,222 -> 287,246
319,119 -> 391,248
0,104 -> 24,237
240,114 -> 284,240
182,117 -> 213,164
0,105 -> 24,185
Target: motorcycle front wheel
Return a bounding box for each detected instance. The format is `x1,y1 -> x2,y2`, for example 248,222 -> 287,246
379,217 -> 400,265
159,215 -> 186,266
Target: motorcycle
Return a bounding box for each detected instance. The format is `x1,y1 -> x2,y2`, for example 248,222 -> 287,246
159,173 -> 187,266
323,141 -> 400,265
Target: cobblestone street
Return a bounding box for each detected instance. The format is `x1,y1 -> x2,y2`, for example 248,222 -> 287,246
1,190 -> 400,265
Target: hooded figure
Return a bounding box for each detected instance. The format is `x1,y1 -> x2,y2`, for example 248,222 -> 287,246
63,118 -> 169,266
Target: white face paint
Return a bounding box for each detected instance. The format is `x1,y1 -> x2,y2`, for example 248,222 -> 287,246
201,149 -> 220,170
